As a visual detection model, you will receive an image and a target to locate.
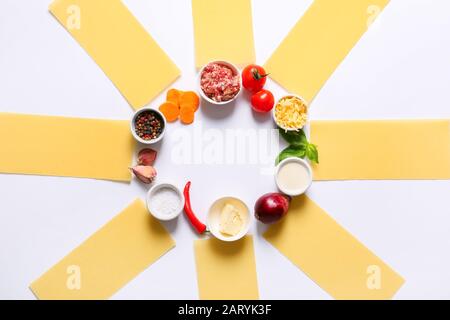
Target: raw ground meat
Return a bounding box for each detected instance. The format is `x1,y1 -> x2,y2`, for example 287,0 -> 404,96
200,63 -> 240,102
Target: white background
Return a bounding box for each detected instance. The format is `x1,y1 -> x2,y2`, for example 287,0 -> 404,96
1,0 -> 450,299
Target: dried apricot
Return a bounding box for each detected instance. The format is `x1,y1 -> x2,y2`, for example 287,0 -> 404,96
180,91 -> 200,112
179,106 -> 195,124
159,101 -> 179,122
166,89 -> 182,107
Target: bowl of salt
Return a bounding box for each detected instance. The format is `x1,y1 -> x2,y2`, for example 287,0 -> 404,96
146,182 -> 185,221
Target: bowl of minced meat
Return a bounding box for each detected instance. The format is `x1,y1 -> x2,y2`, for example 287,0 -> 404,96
199,61 -> 241,105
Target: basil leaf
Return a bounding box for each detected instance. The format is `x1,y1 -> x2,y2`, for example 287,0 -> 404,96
275,145 -> 306,165
279,128 -> 307,147
305,143 -> 319,164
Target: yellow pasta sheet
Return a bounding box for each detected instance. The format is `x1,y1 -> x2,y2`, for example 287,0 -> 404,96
30,199 -> 175,300
192,0 -> 255,68
194,236 -> 259,300
311,119 -> 450,180
264,196 -> 404,299
264,0 -> 389,102
50,0 -> 180,109
0,112 -> 134,181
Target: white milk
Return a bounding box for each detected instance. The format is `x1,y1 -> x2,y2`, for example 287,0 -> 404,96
276,160 -> 311,195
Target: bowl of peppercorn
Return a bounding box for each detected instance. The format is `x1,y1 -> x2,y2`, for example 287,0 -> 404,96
131,108 -> 166,145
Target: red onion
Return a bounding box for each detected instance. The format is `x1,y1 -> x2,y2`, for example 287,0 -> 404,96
254,193 -> 291,224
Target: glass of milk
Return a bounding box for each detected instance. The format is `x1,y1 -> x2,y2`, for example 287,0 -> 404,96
275,158 -> 313,196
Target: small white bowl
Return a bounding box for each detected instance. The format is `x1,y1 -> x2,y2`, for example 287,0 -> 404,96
146,182 -> 185,221
198,60 -> 242,106
275,157 -> 313,196
207,196 -> 250,242
131,107 -> 166,145
272,94 -> 309,131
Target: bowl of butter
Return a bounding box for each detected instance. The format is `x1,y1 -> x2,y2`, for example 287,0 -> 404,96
207,197 -> 250,242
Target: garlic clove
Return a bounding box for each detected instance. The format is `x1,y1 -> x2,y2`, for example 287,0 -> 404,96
129,165 -> 157,184
137,148 -> 157,166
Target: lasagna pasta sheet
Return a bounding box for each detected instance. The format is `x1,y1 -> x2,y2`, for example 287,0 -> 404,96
49,0 -> 180,109
310,120 -> 450,180
191,0 -> 256,68
30,199 -> 175,300
0,112 -> 135,181
264,196 -> 404,299
264,0 -> 390,102
194,236 -> 259,300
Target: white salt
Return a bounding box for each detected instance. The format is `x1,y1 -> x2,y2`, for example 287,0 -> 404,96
149,187 -> 181,216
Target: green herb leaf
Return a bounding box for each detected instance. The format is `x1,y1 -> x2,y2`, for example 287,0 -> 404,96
275,145 -> 306,165
279,128 -> 307,147
277,127 -> 320,165
305,143 -> 319,164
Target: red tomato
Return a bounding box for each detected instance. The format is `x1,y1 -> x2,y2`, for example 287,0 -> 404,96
251,90 -> 275,113
242,64 -> 268,93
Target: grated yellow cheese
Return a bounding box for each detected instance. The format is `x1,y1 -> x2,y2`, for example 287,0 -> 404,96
275,96 -> 308,130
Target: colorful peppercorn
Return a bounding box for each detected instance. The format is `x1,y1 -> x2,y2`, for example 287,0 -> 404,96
134,111 -> 163,141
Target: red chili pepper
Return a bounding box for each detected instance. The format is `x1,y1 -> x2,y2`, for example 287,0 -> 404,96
183,181 -> 207,234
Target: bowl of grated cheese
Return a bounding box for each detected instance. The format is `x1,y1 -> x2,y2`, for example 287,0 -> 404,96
272,95 -> 309,131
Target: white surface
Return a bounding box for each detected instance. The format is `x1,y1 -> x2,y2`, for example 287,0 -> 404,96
0,0 -> 449,300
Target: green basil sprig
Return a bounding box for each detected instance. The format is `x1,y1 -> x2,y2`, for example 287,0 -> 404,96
276,128 -> 319,165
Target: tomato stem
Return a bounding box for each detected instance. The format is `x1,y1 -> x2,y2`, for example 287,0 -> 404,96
252,68 -> 269,80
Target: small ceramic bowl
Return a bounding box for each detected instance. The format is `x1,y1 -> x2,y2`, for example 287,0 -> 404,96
146,182 -> 185,221
198,60 -> 242,106
207,196 -> 250,242
272,94 -> 309,131
275,157 -> 313,196
131,107 -> 166,144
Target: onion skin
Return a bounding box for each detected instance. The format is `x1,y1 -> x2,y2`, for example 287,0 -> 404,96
254,193 -> 291,224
